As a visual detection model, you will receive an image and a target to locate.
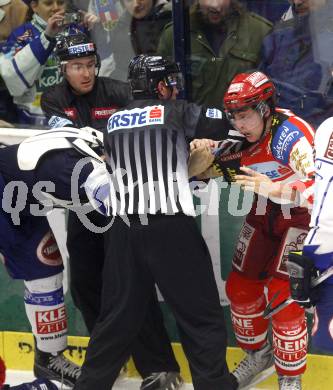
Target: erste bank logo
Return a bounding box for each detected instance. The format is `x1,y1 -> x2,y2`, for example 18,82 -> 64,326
108,105 -> 164,132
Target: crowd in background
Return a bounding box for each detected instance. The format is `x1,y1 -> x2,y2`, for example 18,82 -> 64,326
0,1 -> 332,390
0,0 -> 332,131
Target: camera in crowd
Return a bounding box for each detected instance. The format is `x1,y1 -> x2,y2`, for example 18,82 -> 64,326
62,12 -> 82,26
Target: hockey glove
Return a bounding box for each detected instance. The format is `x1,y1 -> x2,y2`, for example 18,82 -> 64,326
2,379 -> 58,390
211,147 -> 242,182
0,356 -> 5,388
287,251 -> 320,308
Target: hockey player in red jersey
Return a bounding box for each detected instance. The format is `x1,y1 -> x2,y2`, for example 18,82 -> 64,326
194,71 -> 315,390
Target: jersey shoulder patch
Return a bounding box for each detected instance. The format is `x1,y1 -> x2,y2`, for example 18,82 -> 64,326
271,119 -> 303,165
205,108 -> 223,119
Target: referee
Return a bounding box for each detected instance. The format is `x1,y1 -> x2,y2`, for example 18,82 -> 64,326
74,55 -> 236,390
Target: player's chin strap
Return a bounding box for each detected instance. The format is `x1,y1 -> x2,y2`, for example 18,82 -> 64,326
17,126 -> 104,170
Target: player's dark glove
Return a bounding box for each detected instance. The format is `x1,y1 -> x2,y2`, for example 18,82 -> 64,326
3,378 -> 58,389
212,147 -> 242,183
287,251 -> 320,308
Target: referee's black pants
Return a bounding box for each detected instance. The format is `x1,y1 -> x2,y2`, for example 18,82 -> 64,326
67,211 -> 179,378
73,214 -> 235,390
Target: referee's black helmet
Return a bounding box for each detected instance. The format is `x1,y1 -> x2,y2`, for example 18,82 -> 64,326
128,55 -> 184,99
55,32 -> 100,65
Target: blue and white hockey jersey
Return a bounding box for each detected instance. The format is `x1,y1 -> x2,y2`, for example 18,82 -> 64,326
303,117 -> 333,283
0,13 -> 61,126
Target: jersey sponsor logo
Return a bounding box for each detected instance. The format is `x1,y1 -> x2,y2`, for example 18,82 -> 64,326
37,65 -> 62,91
247,71 -> 269,87
24,288 -> 64,306
92,106 -> 118,119
17,29 -> 33,43
272,122 -> 302,164
290,148 -> 312,177
107,105 -> 164,132
65,107 -> 78,120
233,222 -> 255,271
276,228 -> 308,275
35,306 -> 67,334
247,161 -> 293,181
36,231 -> 62,266
68,43 -> 95,55
205,108 -> 222,119
324,131 -> 333,160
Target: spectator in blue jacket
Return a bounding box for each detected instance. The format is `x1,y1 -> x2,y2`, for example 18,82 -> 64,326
0,0 -> 97,127
260,0 -> 333,128
241,0 -> 290,23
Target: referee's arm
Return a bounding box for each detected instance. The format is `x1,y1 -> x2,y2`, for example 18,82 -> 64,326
183,103 -> 231,141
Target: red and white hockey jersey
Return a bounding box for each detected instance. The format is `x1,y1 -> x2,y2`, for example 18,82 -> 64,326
214,108 -> 315,205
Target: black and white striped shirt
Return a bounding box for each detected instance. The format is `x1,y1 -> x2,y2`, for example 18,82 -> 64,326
103,99 -> 229,216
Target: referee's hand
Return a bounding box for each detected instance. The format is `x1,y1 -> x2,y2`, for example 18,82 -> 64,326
188,146 -> 214,178
190,138 -> 218,151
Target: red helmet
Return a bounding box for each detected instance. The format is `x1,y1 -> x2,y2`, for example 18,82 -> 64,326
224,71 -> 275,112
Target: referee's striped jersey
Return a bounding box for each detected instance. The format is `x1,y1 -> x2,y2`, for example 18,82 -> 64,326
103,99 -> 230,216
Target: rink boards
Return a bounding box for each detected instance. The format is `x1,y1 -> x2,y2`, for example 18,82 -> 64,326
1,129 -> 333,387
0,331 -> 332,389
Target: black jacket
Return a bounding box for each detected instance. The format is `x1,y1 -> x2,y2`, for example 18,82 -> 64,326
41,77 -> 131,130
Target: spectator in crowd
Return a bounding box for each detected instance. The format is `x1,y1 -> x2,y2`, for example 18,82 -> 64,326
195,71 -> 315,390
41,32 -> 183,390
0,0 -> 28,125
260,0 -> 333,128
158,0 -> 272,111
67,0 -> 122,76
0,0 -> 28,43
0,0 -> 97,127
108,0 -> 172,80
240,0 -> 290,22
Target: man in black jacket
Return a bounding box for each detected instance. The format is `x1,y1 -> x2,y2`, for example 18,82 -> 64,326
41,32 -> 183,390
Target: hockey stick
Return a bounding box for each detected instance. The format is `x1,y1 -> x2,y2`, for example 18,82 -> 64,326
263,264 -> 333,319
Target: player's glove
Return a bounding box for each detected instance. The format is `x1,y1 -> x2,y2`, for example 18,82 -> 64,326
287,251 -> 320,308
188,146 -> 214,178
2,378 -> 58,389
0,356 -> 5,388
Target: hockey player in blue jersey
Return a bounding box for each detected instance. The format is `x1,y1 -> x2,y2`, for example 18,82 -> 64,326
0,126 -> 104,387
287,116 -> 333,354
0,354 -> 58,389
